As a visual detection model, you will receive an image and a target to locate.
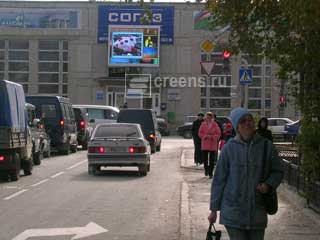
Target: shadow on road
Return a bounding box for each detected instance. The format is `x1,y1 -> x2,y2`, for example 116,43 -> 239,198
71,168 -> 144,182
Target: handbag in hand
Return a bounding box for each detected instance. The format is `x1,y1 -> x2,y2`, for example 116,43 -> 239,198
206,223 -> 221,240
261,140 -> 278,215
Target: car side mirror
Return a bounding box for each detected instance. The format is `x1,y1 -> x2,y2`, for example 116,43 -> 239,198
32,118 -> 41,128
89,118 -> 95,123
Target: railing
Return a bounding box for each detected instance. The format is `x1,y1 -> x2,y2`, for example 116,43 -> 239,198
278,145 -> 320,213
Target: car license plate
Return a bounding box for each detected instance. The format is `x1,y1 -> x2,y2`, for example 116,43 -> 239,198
110,147 -> 127,152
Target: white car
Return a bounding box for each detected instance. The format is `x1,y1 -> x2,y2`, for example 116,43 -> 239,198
87,123 -> 151,176
267,118 -> 294,135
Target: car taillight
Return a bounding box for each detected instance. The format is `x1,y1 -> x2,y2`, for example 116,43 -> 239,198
0,155 -> 5,161
88,146 -> 105,153
149,134 -> 155,140
129,146 -> 146,153
60,120 -> 64,126
80,121 -> 85,128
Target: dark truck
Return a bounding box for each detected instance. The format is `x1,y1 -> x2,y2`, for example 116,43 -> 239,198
0,80 -> 33,181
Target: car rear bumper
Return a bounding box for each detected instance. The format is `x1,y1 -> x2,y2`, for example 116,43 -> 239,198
87,154 -> 149,166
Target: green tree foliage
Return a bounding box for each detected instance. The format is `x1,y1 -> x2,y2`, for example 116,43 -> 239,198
205,0 -> 320,180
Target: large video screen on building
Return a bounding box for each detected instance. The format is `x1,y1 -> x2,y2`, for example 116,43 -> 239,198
108,25 -> 160,67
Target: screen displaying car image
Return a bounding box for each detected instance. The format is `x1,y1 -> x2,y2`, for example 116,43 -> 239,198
108,25 -> 160,67
111,32 -> 143,59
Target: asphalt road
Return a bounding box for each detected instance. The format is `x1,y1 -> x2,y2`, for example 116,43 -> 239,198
0,137 -> 192,240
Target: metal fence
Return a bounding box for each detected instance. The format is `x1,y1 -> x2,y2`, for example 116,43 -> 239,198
278,146 -> 320,213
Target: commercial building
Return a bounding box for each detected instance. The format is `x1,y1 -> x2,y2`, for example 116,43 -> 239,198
0,1 -> 297,124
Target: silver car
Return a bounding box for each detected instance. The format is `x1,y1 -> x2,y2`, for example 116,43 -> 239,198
87,123 -> 151,176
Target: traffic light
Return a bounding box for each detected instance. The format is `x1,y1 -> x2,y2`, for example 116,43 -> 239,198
279,96 -> 285,108
222,50 -> 231,73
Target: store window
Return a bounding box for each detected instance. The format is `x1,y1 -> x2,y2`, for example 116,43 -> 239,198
38,40 -> 69,97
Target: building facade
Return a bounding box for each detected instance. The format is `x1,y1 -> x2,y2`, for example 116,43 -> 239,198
0,1 -> 297,124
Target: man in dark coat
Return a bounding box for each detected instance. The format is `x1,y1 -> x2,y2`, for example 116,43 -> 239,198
192,112 -> 204,165
257,117 -> 273,141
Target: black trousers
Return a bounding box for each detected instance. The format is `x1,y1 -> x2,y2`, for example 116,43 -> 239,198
202,150 -> 216,176
193,140 -> 202,164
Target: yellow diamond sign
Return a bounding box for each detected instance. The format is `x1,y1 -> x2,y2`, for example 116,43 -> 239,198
200,40 -> 215,54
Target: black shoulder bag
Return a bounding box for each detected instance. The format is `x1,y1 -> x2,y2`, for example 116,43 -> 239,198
261,140 -> 278,215
206,223 -> 221,240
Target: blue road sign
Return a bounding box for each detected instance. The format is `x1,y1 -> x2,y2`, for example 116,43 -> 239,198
239,68 -> 253,84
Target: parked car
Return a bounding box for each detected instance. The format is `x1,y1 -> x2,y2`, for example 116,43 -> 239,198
72,105 -> 93,150
283,120 -> 300,140
157,118 -> 170,136
177,116 -> 229,139
87,123 -> 151,176
117,109 -> 161,153
26,103 -> 51,165
25,96 -> 78,155
267,118 -> 294,135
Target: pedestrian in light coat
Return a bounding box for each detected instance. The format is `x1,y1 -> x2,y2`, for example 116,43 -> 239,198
198,112 -> 221,178
208,107 -> 284,240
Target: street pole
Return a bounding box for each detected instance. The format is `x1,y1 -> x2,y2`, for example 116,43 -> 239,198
240,55 -> 249,109
206,54 -> 210,113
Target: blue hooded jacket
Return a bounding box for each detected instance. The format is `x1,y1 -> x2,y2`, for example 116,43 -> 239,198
210,134 -> 283,229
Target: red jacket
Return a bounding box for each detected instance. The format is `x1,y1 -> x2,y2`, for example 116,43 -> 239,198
198,120 -> 221,151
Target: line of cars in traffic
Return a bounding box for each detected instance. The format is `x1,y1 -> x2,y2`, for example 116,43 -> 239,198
1,84 -> 164,180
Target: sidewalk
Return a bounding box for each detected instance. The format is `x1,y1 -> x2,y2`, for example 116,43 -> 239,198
180,148 -> 320,240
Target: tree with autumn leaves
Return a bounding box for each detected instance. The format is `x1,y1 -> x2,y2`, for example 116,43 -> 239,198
204,0 -> 320,181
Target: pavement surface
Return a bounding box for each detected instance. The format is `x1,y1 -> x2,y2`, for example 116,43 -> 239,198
180,146 -> 320,240
0,137 -> 319,240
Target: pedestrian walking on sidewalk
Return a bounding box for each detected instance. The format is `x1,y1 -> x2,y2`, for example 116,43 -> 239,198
198,112 -> 221,178
208,107 -> 283,240
257,117 -> 273,142
192,112 -> 204,165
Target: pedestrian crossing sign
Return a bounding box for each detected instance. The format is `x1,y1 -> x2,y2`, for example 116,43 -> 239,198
239,68 -> 253,84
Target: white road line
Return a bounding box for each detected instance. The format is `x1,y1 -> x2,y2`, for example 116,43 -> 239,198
31,179 -> 49,187
3,189 -> 28,201
66,160 -> 87,170
50,171 -> 65,179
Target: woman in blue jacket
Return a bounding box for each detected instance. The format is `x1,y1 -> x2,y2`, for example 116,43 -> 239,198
208,107 -> 284,240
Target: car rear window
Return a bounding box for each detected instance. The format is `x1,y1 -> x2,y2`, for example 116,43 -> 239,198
41,104 -> 57,118
118,111 -> 154,130
94,125 -> 141,138
73,108 -> 83,121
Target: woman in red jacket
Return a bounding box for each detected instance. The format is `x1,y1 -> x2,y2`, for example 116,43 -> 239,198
198,112 -> 221,178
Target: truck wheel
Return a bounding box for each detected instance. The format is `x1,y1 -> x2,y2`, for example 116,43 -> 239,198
44,146 -> 51,158
138,165 -> 148,176
156,144 -> 161,152
61,142 -> 70,155
0,174 -> 8,181
183,130 -> 192,139
10,153 -> 20,181
33,150 -> 43,165
151,144 -> 156,154
82,141 -> 88,150
23,159 -> 33,176
88,165 -> 99,176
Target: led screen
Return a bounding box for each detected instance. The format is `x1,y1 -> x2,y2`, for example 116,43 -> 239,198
108,25 -> 160,67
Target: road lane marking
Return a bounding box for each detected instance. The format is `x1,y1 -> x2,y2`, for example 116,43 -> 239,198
31,179 -> 49,187
3,189 -> 28,200
3,186 -> 18,189
12,222 -> 108,240
66,160 -> 87,170
50,171 -> 65,179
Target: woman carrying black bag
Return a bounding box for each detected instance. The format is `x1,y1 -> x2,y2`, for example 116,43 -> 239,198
208,108 -> 284,240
